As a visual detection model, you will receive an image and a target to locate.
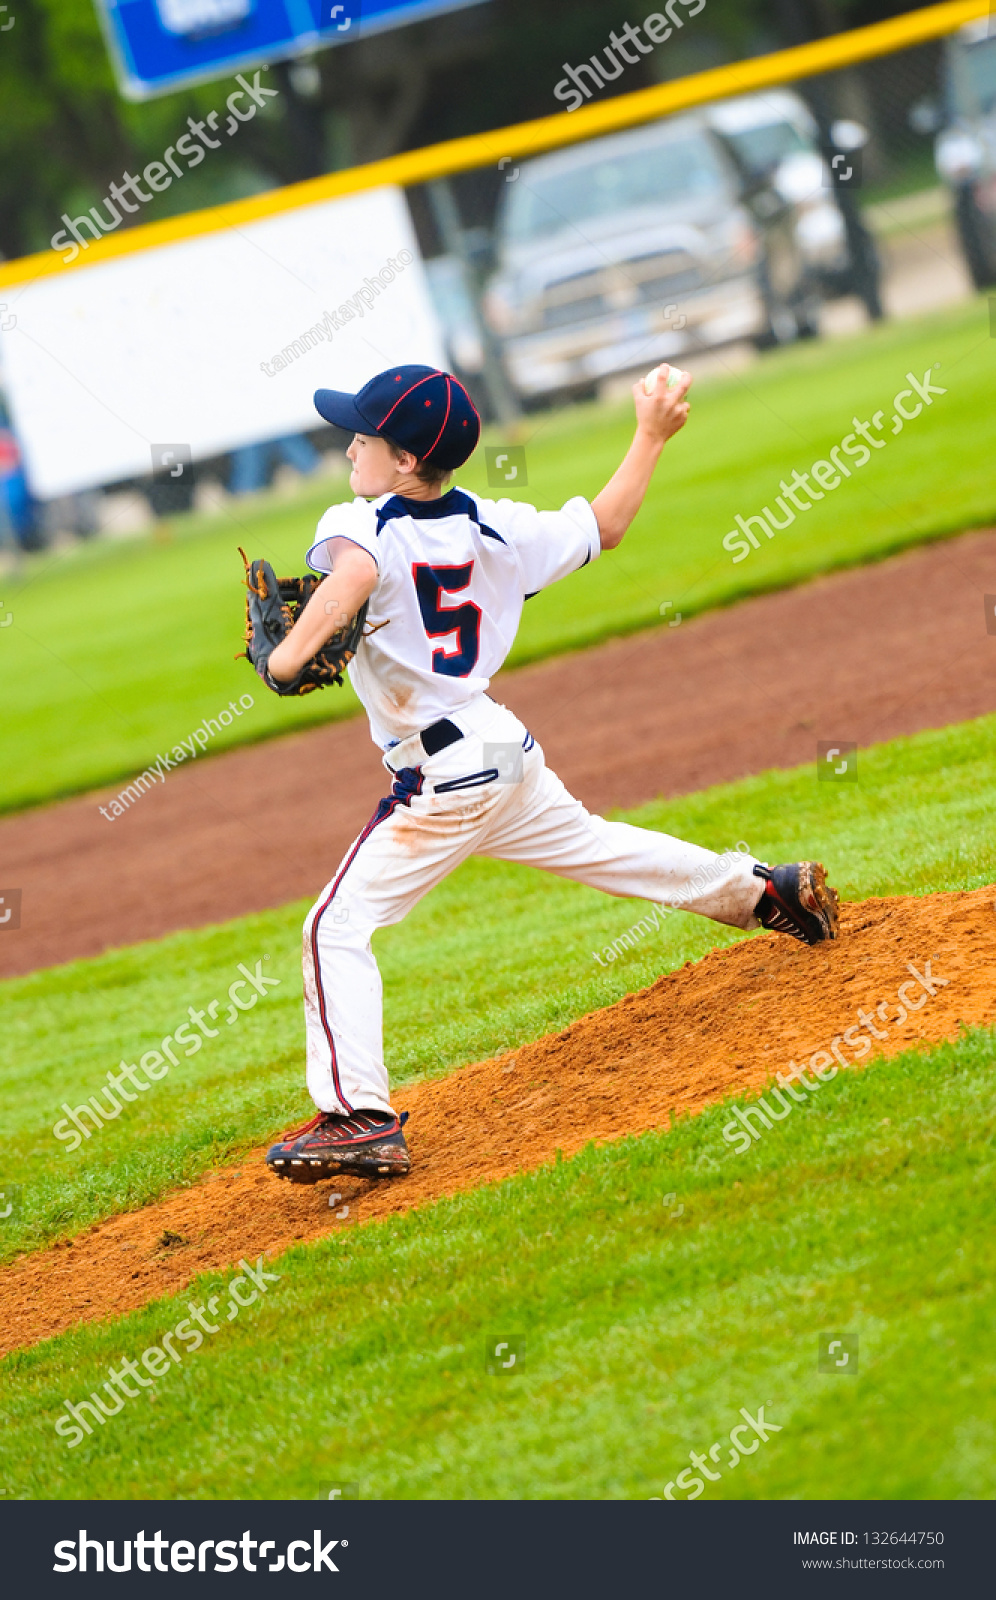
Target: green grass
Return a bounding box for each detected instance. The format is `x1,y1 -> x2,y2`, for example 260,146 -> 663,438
2,1025 -> 994,1500
2,710 -> 993,1268
2,296 -> 993,813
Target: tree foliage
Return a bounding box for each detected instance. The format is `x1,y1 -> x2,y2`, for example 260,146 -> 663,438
0,0 -> 935,259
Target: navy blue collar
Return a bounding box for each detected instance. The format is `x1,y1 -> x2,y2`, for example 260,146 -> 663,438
375,487 -> 505,545
377,488 -> 474,525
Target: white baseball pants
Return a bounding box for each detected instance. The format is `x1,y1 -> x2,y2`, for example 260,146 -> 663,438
302,700 -> 765,1115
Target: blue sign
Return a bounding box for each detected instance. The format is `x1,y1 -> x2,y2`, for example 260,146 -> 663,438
96,0 -> 487,100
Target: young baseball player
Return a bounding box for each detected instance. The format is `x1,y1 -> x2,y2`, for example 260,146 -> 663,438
263,364 -> 839,1182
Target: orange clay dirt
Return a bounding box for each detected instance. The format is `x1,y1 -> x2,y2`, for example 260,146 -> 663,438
2,885 -> 993,1357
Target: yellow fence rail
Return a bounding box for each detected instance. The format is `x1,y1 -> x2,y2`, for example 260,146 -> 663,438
0,0 -> 987,291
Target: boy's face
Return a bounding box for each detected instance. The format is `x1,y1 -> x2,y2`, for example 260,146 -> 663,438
347,433 -> 413,498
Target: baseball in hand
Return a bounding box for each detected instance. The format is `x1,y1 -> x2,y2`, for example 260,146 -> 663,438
644,364 -> 685,395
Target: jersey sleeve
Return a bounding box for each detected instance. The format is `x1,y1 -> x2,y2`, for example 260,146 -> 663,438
489,495 -> 600,597
305,499 -> 380,573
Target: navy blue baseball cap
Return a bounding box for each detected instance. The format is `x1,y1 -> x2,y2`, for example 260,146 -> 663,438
314,365 -> 481,471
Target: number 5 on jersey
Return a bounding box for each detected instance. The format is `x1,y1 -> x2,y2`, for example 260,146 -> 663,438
412,562 -> 482,677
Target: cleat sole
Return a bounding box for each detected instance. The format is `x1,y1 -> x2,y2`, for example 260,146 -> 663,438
804,861 -> 840,941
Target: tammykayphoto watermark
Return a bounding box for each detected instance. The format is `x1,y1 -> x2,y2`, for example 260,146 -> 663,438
53,957 -> 280,1151
819,1330 -> 858,1374
260,251 -> 414,378
485,1335 -> 524,1374
54,1255 -> 280,1448
722,959 -> 950,1154
817,741 -> 857,782
662,1191 -> 684,1219
318,1482 -> 360,1500
554,1 -> 706,111
485,446 -> 527,486
659,601 -> 682,625
0,5 -> 13,29
722,368 -> 948,564
0,1183 -> 23,1221
593,900 -> 672,966
98,696 -> 255,821
653,1405 -> 782,1499
0,888 -> 21,929
51,72 -> 279,264
593,843 -> 751,965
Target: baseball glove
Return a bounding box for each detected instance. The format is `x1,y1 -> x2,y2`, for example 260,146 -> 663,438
239,547 -> 368,696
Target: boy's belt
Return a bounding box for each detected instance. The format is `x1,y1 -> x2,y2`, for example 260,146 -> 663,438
420,717 -> 463,756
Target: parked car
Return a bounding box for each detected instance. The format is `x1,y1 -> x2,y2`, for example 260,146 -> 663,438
705,89 -> 853,339
482,114 -> 770,405
921,19 -> 996,287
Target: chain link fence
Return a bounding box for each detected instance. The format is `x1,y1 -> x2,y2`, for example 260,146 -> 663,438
403,21 -> 993,419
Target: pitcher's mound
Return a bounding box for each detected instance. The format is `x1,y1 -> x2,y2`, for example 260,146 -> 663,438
2,887 -> 993,1356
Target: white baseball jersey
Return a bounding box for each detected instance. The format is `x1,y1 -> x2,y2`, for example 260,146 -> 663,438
297,485 -> 764,1121
305,487 -> 600,750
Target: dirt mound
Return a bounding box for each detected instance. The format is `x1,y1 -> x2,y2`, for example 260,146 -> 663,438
2,886 -> 993,1357
3,527 -> 996,979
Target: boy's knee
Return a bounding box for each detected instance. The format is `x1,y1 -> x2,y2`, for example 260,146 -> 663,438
305,895 -> 362,951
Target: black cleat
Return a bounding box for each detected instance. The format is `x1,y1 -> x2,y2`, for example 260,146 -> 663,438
267,1109 -> 410,1183
753,861 -> 839,945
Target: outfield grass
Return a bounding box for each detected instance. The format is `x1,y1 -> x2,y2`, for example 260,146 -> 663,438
2,711 -> 993,1268
2,296 -> 993,813
2,1025 -> 994,1500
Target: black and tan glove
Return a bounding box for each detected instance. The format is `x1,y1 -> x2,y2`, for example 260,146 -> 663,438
239,548 -> 367,696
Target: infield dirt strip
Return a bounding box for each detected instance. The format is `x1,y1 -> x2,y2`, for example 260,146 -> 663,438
1,886 -> 993,1356
2,527 -> 996,978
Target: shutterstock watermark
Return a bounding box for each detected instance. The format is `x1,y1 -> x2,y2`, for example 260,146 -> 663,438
151,443 -> 192,484
53,1527 -> 341,1575
98,696 -> 255,821
53,1256 -> 280,1450
818,1330 -> 858,1374
0,888 -> 21,929
817,741 -> 857,782
260,251 -> 414,377
485,445 -> 527,486
722,960 -> 949,1154
51,73 -> 279,265
653,1404 -> 782,1499
53,958 -> 280,1152
825,148 -> 863,189
555,2 -> 706,111
485,1335 -> 525,1375
722,367 -> 948,564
